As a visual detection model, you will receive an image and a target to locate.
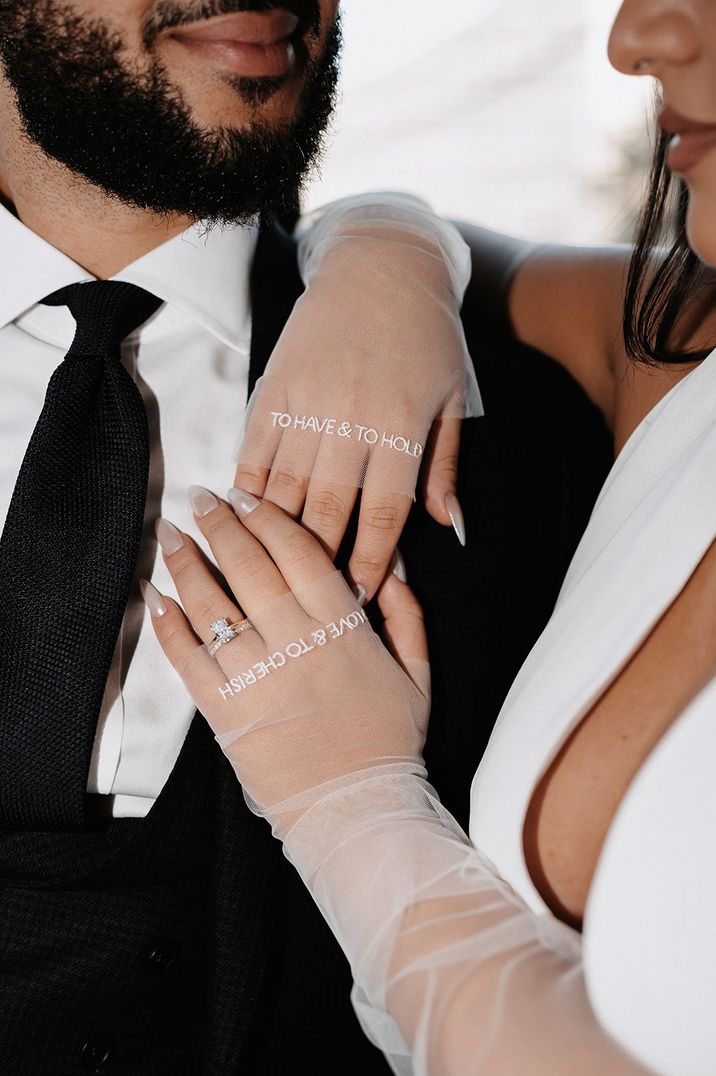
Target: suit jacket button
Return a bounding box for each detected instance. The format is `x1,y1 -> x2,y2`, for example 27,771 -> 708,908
144,937 -> 181,972
78,1033 -> 115,1070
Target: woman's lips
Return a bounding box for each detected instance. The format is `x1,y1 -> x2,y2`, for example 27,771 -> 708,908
659,106 -> 716,174
668,131 -> 716,174
169,10 -> 300,78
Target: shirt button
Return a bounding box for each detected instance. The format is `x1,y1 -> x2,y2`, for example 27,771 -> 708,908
78,1032 -> 115,1071
143,937 -> 182,973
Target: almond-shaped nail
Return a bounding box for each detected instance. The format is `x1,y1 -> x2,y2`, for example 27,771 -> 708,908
189,485 -> 219,518
445,492 -> 466,548
227,487 -> 261,517
140,579 -> 168,618
391,548 -> 408,583
352,584 -> 367,608
155,517 -> 184,555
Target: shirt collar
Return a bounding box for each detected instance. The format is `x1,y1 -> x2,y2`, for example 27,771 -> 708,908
0,200 -> 259,351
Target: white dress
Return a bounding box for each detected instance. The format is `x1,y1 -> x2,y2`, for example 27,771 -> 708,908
470,348 -> 716,1075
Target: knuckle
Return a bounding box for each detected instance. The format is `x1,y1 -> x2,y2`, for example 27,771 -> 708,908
351,553 -> 386,578
234,465 -> 266,488
159,620 -> 188,650
432,452 -> 459,479
269,468 -> 306,495
365,501 -> 403,533
231,546 -> 268,580
282,530 -> 319,566
202,512 -> 234,543
171,555 -> 200,587
256,502 -> 283,528
306,488 -> 349,525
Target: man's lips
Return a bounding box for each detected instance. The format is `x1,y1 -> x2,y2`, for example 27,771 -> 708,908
168,10 -> 300,78
658,105 -> 716,174
169,10 -> 299,46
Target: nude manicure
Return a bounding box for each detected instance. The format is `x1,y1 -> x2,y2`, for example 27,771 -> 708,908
227,487 -> 261,517
445,492 -> 467,548
155,518 -> 184,555
189,485 -> 219,518
391,548 -> 408,583
140,579 -> 168,618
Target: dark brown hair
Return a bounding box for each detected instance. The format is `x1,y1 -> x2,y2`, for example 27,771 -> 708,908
624,127 -> 715,365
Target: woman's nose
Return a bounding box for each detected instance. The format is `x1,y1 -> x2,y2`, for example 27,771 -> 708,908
608,0 -> 700,76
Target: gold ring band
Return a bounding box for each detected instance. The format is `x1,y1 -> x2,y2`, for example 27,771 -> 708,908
208,616 -> 254,656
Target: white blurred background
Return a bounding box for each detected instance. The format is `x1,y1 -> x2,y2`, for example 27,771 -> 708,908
305,0 -> 656,244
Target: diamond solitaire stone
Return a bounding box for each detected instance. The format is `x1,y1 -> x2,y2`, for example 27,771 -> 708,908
211,617 -> 236,644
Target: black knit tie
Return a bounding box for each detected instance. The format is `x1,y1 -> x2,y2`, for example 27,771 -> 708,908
0,281 -> 162,832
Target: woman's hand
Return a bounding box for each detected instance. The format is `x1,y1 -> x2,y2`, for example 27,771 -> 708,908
145,485 -> 430,819
233,196 -> 482,604
144,491 -> 648,1076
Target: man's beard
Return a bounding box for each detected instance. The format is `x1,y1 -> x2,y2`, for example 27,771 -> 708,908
0,0 -> 341,225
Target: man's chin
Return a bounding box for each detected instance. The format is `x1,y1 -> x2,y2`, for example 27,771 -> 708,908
155,27 -> 317,127
167,74 -> 307,132
0,3 -> 341,224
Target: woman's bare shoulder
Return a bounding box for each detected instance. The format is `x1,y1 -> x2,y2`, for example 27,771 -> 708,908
458,227 -> 716,436
458,224 -> 631,428
509,243 -> 633,428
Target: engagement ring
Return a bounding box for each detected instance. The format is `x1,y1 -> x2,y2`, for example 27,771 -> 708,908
208,616 -> 254,656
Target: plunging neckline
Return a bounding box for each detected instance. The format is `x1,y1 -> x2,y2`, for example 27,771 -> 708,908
469,346 -> 716,920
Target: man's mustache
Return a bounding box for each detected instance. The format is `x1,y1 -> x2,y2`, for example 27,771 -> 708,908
144,0 -> 321,48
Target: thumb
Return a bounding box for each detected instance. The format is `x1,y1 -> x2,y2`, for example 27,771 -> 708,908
421,417 -> 461,528
376,571 -> 430,697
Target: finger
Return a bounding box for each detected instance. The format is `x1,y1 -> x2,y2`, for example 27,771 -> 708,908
156,517 -> 245,644
301,477 -> 359,560
233,461 -> 271,501
186,487 -> 291,614
233,378 -> 286,498
420,417 -> 461,527
142,581 -> 254,725
377,574 -> 428,664
299,434 -> 365,557
376,573 -> 430,696
262,429 -> 320,518
347,487 -> 413,604
141,580 -> 201,667
227,489 -> 339,617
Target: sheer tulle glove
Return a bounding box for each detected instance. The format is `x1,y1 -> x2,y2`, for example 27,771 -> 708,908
148,494 -> 648,1076
233,194 -> 483,601
150,488 -> 430,822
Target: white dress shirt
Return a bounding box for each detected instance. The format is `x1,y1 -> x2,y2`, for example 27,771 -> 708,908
0,192 -> 471,822
0,201 -> 258,818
